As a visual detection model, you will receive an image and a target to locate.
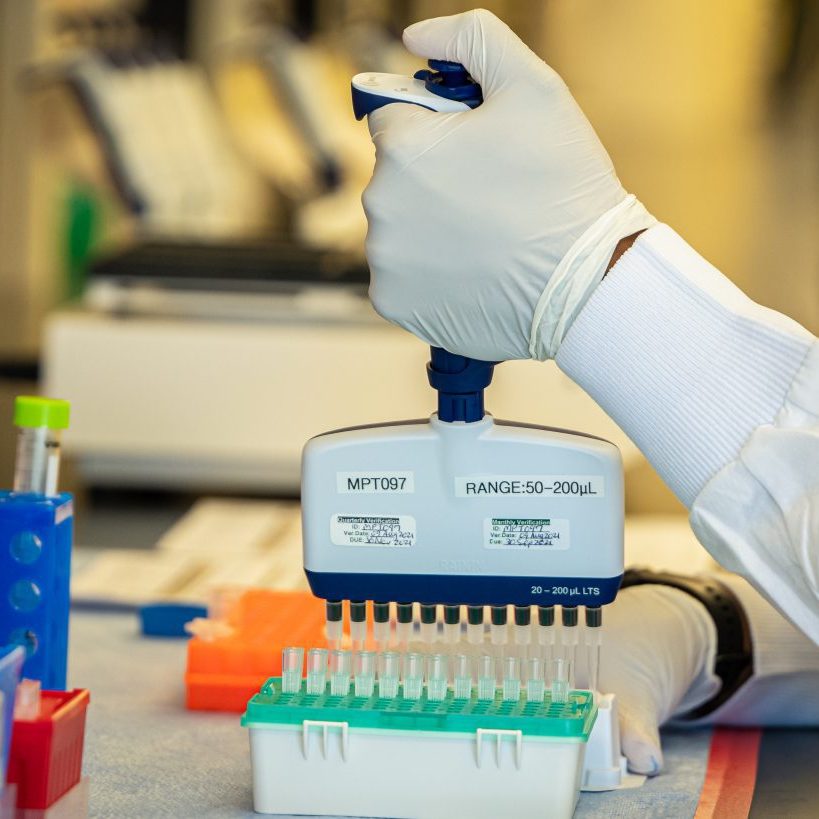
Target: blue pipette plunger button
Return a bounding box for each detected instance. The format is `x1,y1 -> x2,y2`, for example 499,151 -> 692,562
414,60 -> 483,107
427,347 -> 495,423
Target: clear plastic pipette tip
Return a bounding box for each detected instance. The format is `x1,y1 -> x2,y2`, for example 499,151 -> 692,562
306,648 -> 328,695
349,601 -> 367,652
325,600 -> 343,650
466,606 -> 484,645
373,602 -> 391,651
502,655 -> 521,701
490,606 -> 508,646
281,646 -> 304,694
452,654 -> 472,700
443,605 -> 461,645
329,649 -> 351,696
477,654 -> 496,701
550,657 -> 571,704
354,650 -> 376,698
585,606 -> 603,693
396,603 -> 413,651
525,656 -> 545,702
420,604 -> 438,645
403,652 -> 424,700
378,651 -> 401,699
537,605 -> 555,662
426,654 -> 448,701
561,606 -> 579,673
513,606 -> 531,651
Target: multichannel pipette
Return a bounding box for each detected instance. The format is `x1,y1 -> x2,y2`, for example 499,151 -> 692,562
300,61 -> 622,697
243,58 -> 632,819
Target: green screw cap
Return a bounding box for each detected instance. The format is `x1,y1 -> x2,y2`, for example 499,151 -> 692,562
14,396 -> 71,430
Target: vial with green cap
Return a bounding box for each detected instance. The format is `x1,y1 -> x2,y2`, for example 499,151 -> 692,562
2,395 -> 73,689
13,396 -> 70,496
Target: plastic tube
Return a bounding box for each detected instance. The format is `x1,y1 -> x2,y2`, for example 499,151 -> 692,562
550,657 -> 572,704
12,397 -> 69,495
502,655 -> 521,701
354,650 -> 377,698
373,602 -> 391,651
561,606 -> 579,675
443,605 -> 460,645
378,651 -> 401,699
490,606 -> 508,646
426,653 -> 448,701
420,604 -> 438,644
514,605 -> 532,652
325,600 -> 343,650
329,649 -> 352,696
466,605 -> 484,645
306,648 -> 328,695
396,603 -> 413,651
585,606 -> 603,693
349,601 -> 367,652
537,605 -> 555,662
525,656 -> 545,703
452,654 -> 472,700
403,652 -> 424,700
281,646 -> 304,694
476,655 -> 496,701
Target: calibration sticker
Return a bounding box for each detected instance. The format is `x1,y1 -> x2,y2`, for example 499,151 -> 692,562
455,475 -> 604,498
336,471 -> 415,494
484,518 -> 570,550
330,514 -> 415,547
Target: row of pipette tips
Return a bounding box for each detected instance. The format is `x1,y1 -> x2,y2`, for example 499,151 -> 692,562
324,601 -> 603,693
280,646 -> 577,705
326,600 -> 602,649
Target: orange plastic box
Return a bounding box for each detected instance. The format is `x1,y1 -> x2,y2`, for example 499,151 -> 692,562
185,590 -> 328,712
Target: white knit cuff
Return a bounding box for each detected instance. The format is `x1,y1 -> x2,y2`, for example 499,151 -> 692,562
556,224 -> 814,506
528,195 -> 656,360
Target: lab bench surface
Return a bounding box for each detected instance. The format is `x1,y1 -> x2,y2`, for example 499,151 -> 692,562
70,608 -> 713,818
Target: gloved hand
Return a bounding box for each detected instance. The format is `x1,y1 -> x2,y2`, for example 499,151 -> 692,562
595,584 -> 719,775
363,9 -> 656,361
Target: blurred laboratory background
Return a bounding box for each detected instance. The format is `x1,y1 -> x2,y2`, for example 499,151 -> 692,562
0,0 -> 817,565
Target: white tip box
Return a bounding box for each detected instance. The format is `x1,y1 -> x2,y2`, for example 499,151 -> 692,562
244,684 -> 630,818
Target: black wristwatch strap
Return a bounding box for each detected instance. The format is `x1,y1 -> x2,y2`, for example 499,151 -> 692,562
621,568 -> 754,719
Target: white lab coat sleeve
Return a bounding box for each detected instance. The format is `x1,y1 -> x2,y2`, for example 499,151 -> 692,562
556,224 -> 819,643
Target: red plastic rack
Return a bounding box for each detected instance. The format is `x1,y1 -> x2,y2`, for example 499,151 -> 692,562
6,688 -> 89,810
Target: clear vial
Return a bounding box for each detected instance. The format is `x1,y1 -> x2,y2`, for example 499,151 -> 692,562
12,397 -> 70,495
15,422 -> 64,495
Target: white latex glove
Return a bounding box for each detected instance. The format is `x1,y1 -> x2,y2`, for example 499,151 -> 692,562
363,9 -> 655,361
595,585 -> 719,775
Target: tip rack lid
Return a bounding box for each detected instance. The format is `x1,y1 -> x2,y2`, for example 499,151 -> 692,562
243,678 -> 596,740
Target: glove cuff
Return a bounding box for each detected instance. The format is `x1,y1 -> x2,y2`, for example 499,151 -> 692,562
621,568 -> 753,719
528,195 -> 656,360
